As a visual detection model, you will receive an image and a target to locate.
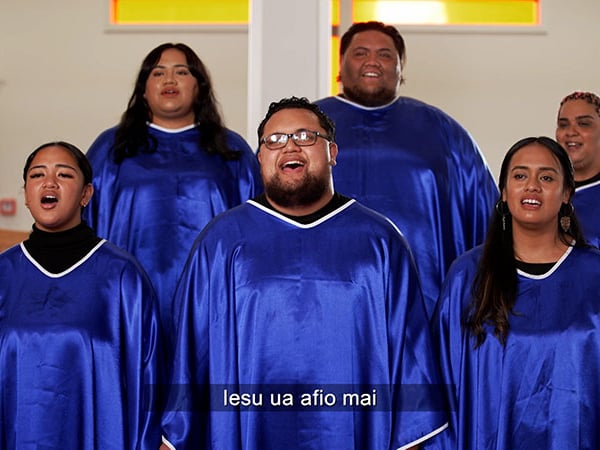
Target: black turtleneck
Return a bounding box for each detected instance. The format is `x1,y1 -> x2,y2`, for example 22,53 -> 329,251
23,222 -> 102,274
515,260 -> 556,275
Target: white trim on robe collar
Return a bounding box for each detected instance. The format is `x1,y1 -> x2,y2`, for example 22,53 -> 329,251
247,199 -> 356,229
333,94 -> 399,111
148,122 -> 197,133
20,239 -> 106,278
517,244 -> 574,280
575,178 -> 600,192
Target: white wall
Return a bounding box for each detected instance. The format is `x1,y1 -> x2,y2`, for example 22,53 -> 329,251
1,0 -> 598,230
396,0 -> 599,179
0,1 -> 249,230
247,0 -> 331,149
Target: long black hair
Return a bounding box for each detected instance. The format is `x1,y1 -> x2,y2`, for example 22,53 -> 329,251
112,43 -> 239,163
466,136 -> 586,347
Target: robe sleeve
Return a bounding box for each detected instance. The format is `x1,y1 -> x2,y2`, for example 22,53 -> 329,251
161,237 -> 212,450
424,253 -> 479,450
119,257 -> 165,449
386,228 -> 449,448
443,117 -> 498,253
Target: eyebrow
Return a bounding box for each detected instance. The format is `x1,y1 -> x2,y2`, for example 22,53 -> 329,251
354,46 -> 394,52
28,163 -> 77,172
152,64 -> 190,69
558,114 -> 595,121
511,165 -> 560,173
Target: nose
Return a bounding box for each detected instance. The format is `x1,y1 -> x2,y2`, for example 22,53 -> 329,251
525,178 -> 541,192
282,136 -> 301,152
43,175 -> 58,188
164,69 -> 177,84
564,123 -> 579,136
365,55 -> 381,67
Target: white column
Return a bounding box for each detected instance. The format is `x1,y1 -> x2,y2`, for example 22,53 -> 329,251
247,0 -> 331,148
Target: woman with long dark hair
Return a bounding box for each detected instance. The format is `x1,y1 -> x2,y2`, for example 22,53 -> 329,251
84,43 -> 262,335
429,137 -> 600,449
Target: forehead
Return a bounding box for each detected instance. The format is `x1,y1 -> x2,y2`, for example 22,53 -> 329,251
155,48 -> 188,65
264,108 -> 322,133
346,30 -> 397,52
30,146 -> 78,167
559,99 -> 599,117
509,143 -> 562,171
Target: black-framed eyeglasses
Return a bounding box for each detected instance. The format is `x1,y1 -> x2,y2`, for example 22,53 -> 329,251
260,129 -> 332,150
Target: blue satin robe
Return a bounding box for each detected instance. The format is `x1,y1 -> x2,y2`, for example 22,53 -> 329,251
0,241 -> 162,449
161,199 -> 448,450
428,245 -> 600,450
574,180 -> 600,248
315,96 -> 499,316
83,124 -> 262,332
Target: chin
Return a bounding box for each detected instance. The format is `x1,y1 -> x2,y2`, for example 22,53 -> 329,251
344,86 -> 395,107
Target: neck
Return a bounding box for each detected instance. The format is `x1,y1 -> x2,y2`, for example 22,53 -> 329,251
512,226 -> 568,263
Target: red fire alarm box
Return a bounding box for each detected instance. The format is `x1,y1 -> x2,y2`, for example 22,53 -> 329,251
0,198 -> 17,216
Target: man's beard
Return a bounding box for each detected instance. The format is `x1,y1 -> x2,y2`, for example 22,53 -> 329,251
342,84 -> 396,107
264,172 -> 330,210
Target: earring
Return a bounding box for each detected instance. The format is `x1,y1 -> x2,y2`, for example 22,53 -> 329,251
495,200 -> 509,232
560,216 -> 571,233
559,202 -> 573,233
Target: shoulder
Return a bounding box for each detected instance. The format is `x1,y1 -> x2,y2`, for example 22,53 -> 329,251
180,204 -> 255,266
394,96 -> 464,126
224,128 -> 250,146
347,201 -> 400,228
89,126 -> 118,148
575,180 -> 600,196
314,96 -> 338,108
0,244 -> 25,266
93,241 -> 150,277
340,201 -> 415,247
447,245 -> 484,279
570,244 -> 600,263
86,126 -> 119,160
196,202 -> 253,238
435,246 -> 482,315
223,128 -> 256,155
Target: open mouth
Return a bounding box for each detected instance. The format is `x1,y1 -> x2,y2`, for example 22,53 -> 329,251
281,160 -> 305,170
41,195 -> 58,204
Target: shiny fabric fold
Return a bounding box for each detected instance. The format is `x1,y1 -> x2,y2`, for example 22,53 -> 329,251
161,200 -> 447,449
83,125 -> 262,333
428,245 -> 600,450
573,181 -> 600,247
0,242 -> 163,449
315,96 -> 499,316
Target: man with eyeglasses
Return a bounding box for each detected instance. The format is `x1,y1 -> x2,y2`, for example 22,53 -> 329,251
315,21 -> 499,318
161,97 -> 448,450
